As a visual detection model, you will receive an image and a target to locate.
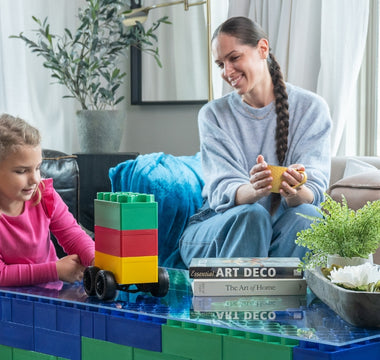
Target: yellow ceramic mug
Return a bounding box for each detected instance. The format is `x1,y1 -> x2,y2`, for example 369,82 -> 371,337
267,165 -> 307,193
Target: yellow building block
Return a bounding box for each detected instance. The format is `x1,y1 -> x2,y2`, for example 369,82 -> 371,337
95,251 -> 158,285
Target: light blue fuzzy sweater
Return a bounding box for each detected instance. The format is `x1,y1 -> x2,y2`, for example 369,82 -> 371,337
198,83 -> 332,213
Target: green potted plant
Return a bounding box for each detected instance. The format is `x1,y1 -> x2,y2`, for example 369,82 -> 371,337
12,0 -> 169,152
295,194 -> 380,270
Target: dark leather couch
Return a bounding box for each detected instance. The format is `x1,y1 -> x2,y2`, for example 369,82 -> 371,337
41,149 -> 80,258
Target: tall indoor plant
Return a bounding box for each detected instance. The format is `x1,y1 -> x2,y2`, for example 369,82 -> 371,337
12,0 -> 169,152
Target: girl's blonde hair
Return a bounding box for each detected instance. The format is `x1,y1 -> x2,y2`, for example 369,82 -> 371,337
0,113 -> 43,204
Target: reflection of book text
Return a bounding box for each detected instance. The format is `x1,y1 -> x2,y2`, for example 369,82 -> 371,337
192,295 -> 307,312
190,310 -> 304,321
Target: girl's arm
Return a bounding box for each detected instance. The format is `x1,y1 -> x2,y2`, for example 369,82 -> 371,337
47,183 -> 95,266
0,255 -> 87,286
0,257 -> 58,286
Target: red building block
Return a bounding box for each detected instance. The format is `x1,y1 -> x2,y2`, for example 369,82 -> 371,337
95,226 -> 158,257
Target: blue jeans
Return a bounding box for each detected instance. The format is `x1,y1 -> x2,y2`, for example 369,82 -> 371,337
179,200 -> 319,267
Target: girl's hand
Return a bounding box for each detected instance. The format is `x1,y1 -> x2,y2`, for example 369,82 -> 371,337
56,254 -> 85,283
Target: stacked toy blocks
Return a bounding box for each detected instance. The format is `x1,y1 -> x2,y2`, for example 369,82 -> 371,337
0,289 -> 164,360
2,289 -> 380,360
162,319 -> 298,360
94,192 -> 158,285
293,338 -> 380,360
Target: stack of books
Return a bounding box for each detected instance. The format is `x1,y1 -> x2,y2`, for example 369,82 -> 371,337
189,257 -> 307,297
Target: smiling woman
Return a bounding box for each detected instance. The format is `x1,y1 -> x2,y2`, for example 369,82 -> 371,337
178,16 -> 332,268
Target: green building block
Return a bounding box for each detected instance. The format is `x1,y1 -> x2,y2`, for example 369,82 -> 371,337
95,192 -> 158,230
134,348 -> 191,360
0,344 -> 13,360
13,348 -> 58,360
223,329 -> 298,360
81,337 -> 133,360
162,320 -> 223,360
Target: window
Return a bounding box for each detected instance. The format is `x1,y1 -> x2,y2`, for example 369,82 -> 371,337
371,0 -> 380,155
357,0 -> 379,156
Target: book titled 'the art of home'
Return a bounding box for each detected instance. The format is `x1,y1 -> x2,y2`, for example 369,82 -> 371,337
192,278 -> 307,296
189,257 -> 303,279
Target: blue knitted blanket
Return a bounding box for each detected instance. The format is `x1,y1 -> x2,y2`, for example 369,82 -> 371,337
109,152 -> 204,269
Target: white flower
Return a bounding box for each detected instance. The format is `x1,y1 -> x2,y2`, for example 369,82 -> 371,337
329,262 -> 380,288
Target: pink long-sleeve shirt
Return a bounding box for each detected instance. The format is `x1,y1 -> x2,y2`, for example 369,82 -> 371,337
0,179 -> 95,286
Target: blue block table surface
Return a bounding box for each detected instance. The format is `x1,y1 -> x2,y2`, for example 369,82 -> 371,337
0,268 -> 380,358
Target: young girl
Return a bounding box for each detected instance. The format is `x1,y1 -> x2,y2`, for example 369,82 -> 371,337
0,113 -> 95,287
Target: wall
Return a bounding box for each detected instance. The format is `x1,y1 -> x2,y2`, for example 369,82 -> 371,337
118,55 -> 203,157
120,102 -> 202,156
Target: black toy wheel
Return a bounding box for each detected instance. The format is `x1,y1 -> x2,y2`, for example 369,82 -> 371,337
83,266 -> 100,296
155,267 -> 170,297
95,270 -> 117,301
149,267 -> 170,298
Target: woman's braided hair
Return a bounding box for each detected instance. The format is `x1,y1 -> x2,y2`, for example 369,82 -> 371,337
213,17 -> 289,213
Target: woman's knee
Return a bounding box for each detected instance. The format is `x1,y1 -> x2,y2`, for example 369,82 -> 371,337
179,203 -> 272,266
209,204 -> 273,257
276,203 -> 320,227
270,203 -> 319,258
294,203 -> 321,217
228,203 -> 271,227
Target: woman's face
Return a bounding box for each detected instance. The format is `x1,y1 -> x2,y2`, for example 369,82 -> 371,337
212,33 -> 271,100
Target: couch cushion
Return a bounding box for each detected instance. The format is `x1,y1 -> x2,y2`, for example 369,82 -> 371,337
327,170 -> 380,211
330,156 -> 380,186
343,158 -> 378,178
109,152 -> 204,269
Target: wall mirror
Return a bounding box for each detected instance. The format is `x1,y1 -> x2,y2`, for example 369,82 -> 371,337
130,0 -> 209,105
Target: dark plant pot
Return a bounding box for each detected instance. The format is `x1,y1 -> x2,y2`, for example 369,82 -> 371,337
76,110 -> 125,153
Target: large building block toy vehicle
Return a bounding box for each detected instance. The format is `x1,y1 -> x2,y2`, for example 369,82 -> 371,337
83,192 -> 169,301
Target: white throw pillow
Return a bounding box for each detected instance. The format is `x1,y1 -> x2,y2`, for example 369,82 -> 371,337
343,158 -> 377,178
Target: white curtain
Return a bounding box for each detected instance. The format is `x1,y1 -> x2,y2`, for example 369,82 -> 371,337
220,0 -> 370,156
0,0 -> 86,153
317,1 -> 369,155
209,0 -> 229,99
220,0 -> 321,96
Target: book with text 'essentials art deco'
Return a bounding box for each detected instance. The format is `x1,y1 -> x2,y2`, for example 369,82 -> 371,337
189,257 -> 303,279
191,278 -> 307,296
